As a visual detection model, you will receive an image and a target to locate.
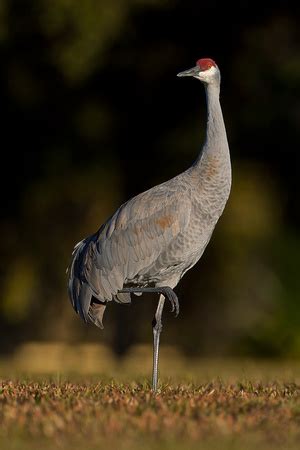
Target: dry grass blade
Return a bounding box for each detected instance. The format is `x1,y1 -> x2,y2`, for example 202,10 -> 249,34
0,377 -> 300,450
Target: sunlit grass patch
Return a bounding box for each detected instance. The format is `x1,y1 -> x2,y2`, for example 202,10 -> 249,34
1,346 -> 300,449
0,374 -> 300,450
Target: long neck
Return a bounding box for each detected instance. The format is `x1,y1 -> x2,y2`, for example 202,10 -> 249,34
193,82 -> 230,169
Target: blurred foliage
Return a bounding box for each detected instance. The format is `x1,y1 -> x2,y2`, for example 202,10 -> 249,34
0,0 -> 299,357
37,0 -> 167,82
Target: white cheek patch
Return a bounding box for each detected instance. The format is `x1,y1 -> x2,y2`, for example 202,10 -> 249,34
198,66 -> 218,82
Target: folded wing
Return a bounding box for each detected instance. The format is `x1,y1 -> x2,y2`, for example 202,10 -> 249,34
68,182 -> 191,326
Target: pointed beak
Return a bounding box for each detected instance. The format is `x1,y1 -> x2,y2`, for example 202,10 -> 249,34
177,66 -> 200,77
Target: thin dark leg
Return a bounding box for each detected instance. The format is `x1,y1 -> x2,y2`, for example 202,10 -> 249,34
152,295 -> 165,391
119,286 -> 179,317
119,286 -> 179,391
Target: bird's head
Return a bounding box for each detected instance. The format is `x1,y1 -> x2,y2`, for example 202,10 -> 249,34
177,58 -> 220,85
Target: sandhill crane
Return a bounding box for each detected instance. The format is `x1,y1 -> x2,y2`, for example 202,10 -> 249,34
68,58 -> 231,391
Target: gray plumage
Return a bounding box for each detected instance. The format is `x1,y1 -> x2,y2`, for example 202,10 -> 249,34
68,58 -> 231,388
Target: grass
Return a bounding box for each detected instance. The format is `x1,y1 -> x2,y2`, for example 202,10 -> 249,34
1,344 -> 300,450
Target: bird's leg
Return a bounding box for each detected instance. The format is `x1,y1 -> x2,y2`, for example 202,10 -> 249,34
118,286 -> 179,317
119,286 -> 179,391
152,294 -> 165,392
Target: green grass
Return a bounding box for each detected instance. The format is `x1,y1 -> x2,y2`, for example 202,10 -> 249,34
1,345 -> 300,449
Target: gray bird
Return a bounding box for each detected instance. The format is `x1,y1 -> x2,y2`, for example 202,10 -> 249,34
68,58 -> 231,391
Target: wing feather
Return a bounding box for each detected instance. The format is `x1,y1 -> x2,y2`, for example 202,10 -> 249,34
68,179 -> 192,322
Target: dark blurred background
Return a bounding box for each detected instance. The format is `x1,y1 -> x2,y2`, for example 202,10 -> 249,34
0,0 -> 299,359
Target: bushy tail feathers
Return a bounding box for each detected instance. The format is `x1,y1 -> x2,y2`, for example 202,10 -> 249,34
67,238 -> 93,323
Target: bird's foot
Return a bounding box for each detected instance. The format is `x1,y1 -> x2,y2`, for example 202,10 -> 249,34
119,286 -> 179,317
159,287 -> 179,317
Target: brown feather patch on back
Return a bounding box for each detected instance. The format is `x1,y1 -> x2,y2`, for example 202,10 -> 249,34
155,215 -> 174,230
